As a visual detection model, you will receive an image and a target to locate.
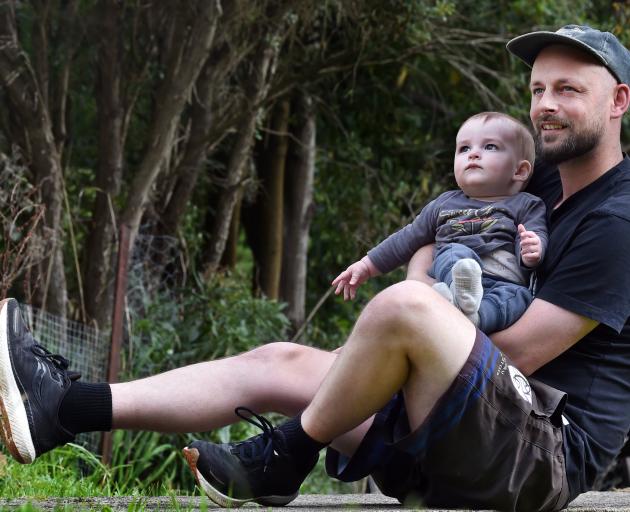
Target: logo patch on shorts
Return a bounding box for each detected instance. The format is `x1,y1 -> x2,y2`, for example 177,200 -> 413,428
508,365 -> 532,404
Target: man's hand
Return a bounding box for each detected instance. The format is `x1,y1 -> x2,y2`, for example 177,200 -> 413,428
332,256 -> 378,300
518,224 -> 542,267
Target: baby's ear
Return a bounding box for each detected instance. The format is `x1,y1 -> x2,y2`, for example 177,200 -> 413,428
513,160 -> 532,183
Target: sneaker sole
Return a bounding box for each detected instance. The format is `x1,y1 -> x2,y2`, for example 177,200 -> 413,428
182,447 -> 297,508
0,298 -> 35,464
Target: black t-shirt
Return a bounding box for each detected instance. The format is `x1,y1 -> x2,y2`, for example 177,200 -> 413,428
526,156 -> 630,499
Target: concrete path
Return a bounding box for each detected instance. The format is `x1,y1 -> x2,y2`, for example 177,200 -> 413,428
2,491 -> 630,511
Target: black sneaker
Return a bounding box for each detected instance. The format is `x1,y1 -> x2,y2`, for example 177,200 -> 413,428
182,407 -> 318,508
0,298 -> 79,463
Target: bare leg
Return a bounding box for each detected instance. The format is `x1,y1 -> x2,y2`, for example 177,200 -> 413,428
301,280 -> 476,442
112,342 -> 334,432
111,341 -> 371,455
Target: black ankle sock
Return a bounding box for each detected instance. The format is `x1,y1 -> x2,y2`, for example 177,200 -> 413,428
59,382 -> 113,435
278,415 -> 327,469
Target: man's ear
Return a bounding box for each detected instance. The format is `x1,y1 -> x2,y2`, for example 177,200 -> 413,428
513,160 -> 532,183
611,83 -> 630,119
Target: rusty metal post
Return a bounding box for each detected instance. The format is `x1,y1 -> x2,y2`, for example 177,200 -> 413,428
101,223 -> 131,465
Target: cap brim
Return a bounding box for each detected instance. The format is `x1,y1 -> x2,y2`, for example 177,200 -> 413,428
506,31 -> 608,69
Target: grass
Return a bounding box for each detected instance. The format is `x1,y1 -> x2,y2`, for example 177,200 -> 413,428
0,443 -> 193,510
0,440 -> 358,511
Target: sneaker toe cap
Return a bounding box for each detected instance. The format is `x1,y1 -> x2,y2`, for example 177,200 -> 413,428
187,440 -> 255,499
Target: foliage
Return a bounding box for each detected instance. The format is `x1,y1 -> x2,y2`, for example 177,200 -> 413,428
126,270 -> 290,378
0,155 -> 48,299
0,416 -> 354,499
304,0 -> 630,348
2,0 -> 630,501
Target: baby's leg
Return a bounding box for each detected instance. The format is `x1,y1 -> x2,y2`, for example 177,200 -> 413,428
477,280 -> 533,333
430,243 -> 483,324
430,243 -> 482,285
450,259 -> 483,326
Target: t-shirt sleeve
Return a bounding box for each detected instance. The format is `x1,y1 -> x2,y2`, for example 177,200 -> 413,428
367,197 -> 441,274
536,213 -> 630,332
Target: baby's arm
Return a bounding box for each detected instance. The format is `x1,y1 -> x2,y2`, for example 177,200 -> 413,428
333,194 -> 443,300
516,195 -> 548,268
518,224 -> 543,267
332,256 -> 381,301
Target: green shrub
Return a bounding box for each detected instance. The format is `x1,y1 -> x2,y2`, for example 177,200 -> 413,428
126,271 -> 290,378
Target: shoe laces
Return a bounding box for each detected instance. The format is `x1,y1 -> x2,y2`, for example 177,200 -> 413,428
231,407 -> 287,472
31,343 -> 80,381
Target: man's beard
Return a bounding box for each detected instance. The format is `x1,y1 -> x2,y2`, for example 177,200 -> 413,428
534,117 -> 604,165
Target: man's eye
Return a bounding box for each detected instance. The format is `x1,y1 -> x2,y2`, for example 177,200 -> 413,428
532,87 -> 544,95
485,143 -> 498,151
561,85 -> 576,92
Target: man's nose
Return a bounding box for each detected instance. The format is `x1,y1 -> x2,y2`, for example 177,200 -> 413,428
535,90 -> 558,114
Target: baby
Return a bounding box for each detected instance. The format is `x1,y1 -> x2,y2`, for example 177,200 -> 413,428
332,112 -> 547,333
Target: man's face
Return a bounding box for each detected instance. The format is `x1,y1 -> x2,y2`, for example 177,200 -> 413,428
529,45 -> 617,165
453,117 -> 524,198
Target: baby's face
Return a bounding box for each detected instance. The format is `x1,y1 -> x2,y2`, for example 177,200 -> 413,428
454,117 -> 524,198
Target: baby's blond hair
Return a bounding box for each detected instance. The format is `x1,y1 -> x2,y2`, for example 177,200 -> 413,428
462,112 -> 536,167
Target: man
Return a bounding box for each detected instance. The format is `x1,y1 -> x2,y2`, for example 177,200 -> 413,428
181,25 -> 630,510
0,25 -> 629,511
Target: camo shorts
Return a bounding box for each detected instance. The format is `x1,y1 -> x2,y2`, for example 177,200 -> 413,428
326,330 -> 571,512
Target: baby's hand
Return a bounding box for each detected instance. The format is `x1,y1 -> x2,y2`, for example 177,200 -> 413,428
332,259 -> 372,300
518,224 -> 542,267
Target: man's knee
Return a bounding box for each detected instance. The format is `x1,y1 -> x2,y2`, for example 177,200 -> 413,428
358,281 -> 468,352
366,281 -> 439,326
244,341 -> 315,367
360,281 -> 451,337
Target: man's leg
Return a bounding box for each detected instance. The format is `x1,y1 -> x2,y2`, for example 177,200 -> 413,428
301,280 -> 475,442
111,342 -> 336,432
0,298 -> 369,463
189,281 -> 476,507
111,341 -> 374,454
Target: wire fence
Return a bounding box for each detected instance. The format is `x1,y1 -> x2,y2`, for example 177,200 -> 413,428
126,231 -> 181,318
17,229 -> 181,453
20,305 -> 110,451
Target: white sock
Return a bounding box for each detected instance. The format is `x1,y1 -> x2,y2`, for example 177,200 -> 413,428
432,282 -> 454,304
450,259 -> 483,317
466,311 -> 480,327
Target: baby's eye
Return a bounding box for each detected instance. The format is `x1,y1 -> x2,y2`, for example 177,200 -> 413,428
484,143 -> 498,151
458,145 -> 470,153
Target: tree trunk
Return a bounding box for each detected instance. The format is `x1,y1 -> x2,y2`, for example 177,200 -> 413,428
254,99 -> 290,300
83,0 -> 124,328
51,0 -> 80,160
158,49 -> 221,239
280,92 -> 316,330
157,0 -> 249,238
220,190 -> 242,269
0,1 -> 67,316
203,42 -> 279,276
120,1 -> 220,246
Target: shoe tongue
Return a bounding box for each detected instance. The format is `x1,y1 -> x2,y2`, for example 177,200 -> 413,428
68,371 -> 82,381
237,432 -> 274,462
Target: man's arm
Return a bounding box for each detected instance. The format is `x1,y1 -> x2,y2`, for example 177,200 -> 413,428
490,298 -> 598,376
405,244 -> 436,285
